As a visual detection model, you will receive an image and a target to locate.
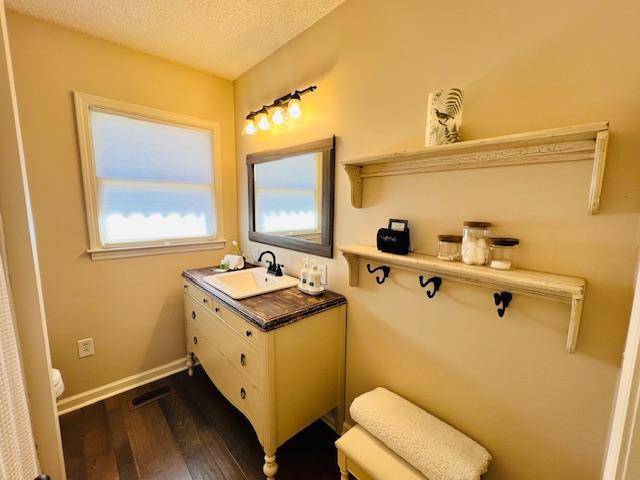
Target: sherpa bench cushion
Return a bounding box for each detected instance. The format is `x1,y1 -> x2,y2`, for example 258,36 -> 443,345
349,387 -> 492,480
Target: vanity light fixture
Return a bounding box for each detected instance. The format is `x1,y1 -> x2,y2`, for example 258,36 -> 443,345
243,85 -> 317,135
271,100 -> 286,125
287,92 -> 303,119
255,106 -> 271,131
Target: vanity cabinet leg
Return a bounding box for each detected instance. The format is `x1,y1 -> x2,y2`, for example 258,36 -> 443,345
186,353 -> 194,377
263,451 -> 278,480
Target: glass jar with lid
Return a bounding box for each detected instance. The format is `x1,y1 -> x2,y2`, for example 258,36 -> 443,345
437,235 -> 462,262
489,238 -> 520,270
461,221 -> 492,265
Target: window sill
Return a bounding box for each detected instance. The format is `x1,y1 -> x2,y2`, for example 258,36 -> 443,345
87,239 -> 226,260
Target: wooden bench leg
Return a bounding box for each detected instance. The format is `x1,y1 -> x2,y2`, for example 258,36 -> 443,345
338,450 -> 349,479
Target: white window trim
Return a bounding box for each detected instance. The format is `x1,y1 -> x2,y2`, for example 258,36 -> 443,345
74,92 -> 225,260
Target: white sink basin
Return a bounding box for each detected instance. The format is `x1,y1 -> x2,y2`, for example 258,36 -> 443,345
203,267 -> 299,299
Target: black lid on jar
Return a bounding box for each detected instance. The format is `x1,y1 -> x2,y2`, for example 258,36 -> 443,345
438,234 -> 462,243
490,237 -> 520,246
464,221 -> 492,228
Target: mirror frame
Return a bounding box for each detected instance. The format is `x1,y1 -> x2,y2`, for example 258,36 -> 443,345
247,136 -> 335,258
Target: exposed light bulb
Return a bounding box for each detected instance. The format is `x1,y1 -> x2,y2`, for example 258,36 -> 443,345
271,106 -> 285,125
257,112 -> 270,131
244,118 -> 257,135
287,98 -> 302,119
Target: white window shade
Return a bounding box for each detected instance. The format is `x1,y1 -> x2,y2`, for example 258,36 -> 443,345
75,92 -> 224,259
91,111 -> 213,183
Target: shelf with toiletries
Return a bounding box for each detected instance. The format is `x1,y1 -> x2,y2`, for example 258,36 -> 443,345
342,122 -> 609,214
339,244 -> 586,353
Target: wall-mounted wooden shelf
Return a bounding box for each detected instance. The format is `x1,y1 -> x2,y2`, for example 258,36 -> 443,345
343,122 -> 609,214
339,244 -> 586,353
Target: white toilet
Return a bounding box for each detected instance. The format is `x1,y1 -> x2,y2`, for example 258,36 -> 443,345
51,368 -> 64,399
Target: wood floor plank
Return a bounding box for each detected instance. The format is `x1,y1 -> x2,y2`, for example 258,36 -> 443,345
176,369 -> 264,480
121,393 -> 192,480
276,420 -> 340,480
105,396 -> 139,480
158,387 -> 227,479
60,368 -> 341,480
80,402 -> 119,480
170,375 -> 247,480
59,410 -> 87,480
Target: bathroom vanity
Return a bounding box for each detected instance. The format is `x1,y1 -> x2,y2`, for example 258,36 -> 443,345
182,266 -> 346,480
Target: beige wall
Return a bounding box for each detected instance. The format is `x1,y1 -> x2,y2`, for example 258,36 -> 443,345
234,0 -> 640,478
6,11 -> 238,399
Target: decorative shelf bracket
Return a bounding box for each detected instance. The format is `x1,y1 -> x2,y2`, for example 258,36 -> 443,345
340,245 -> 587,353
494,291 -> 513,317
567,294 -> 584,353
342,122 -> 609,214
367,264 -> 390,284
419,275 -> 442,299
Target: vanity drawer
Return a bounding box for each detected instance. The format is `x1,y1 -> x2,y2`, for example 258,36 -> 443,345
185,314 -> 203,357
184,296 -> 206,354
218,306 -> 264,350
195,308 -> 264,390
184,292 -> 202,326
183,281 -> 216,310
184,279 -> 264,349
198,339 -> 262,432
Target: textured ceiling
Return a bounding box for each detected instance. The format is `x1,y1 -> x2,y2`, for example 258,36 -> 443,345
5,0 -> 345,79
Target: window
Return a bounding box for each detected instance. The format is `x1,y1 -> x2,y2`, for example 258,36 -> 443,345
74,93 -> 224,260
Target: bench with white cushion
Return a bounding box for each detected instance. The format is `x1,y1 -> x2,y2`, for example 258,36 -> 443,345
336,388 -> 492,480
336,424 -> 425,479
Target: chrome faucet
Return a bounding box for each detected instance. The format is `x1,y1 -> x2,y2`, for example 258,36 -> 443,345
258,250 -> 283,276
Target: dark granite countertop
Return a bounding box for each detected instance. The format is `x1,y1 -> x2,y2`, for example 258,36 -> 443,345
182,265 -> 346,332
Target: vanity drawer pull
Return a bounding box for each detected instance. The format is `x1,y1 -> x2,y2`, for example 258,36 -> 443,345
203,298 -> 208,304
215,307 -> 220,313
191,310 -> 196,320
245,330 -> 252,337
240,353 -> 246,366
193,336 -> 198,345
240,387 -> 246,400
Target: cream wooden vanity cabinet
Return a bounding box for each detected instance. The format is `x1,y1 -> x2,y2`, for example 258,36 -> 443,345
182,268 -> 347,480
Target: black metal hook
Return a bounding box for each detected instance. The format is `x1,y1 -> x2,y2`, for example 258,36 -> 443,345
494,291 -> 513,317
366,264 -> 390,284
418,275 -> 442,299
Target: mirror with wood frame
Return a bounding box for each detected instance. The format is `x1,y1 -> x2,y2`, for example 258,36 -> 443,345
247,137 -> 335,258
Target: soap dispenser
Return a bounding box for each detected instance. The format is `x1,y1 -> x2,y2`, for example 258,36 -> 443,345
309,264 -> 321,290
300,258 -> 310,286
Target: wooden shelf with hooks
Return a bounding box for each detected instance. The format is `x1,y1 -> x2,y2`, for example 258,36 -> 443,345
339,244 -> 586,353
342,122 -> 609,214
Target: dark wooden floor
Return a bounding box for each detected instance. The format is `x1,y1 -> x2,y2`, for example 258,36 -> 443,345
60,366 -> 341,479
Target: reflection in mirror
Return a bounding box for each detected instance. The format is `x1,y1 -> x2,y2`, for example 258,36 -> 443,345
248,137 -> 335,258
254,152 -> 323,244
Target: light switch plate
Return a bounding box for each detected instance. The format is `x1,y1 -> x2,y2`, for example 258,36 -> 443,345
318,264 -> 328,286
77,338 -> 94,358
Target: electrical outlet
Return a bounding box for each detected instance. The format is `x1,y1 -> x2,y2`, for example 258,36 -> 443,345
77,338 -> 94,358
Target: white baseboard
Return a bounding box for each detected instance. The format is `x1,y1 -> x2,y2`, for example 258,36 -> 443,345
57,357 -> 187,416
321,410 -> 337,432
